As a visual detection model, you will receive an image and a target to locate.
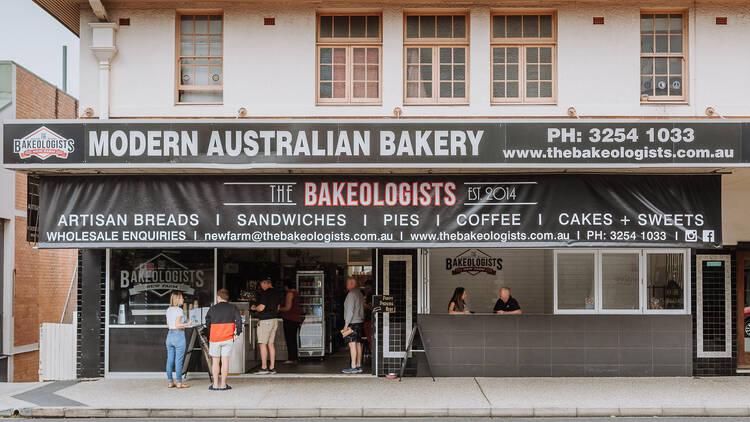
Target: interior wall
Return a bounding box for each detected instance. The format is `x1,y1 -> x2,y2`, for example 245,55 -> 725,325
429,248 -> 553,314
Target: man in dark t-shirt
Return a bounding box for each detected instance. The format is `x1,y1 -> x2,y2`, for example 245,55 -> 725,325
251,279 -> 282,374
493,287 -> 522,315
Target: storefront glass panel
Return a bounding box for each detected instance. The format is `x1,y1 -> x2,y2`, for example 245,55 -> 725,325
646,252 -> 685,310
556,252 -> 596,311
601,252 -> 640,310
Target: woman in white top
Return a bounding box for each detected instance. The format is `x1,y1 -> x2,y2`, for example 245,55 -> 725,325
165,292 -> 193,388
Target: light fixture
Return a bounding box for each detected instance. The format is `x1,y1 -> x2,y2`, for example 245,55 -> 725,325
567,106 -> 577,117
393,107 -> 403,118
705,106 -> 716,116
237,107 -> 248,117
83,107 -> 95,117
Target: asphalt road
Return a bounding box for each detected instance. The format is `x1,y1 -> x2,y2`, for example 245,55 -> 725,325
25,418 -> 750,422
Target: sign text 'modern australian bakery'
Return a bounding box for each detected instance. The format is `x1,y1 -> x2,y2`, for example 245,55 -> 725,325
4,120 -> 749,167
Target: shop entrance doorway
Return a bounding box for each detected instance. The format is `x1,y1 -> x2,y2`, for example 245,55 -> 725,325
737,251 -> 750,367
218,248 -> 375,376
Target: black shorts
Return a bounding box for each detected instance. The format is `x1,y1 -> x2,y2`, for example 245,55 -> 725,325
345,323 -> 364,344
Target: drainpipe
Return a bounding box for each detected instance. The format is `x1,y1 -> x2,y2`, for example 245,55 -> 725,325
89,22 -> 118,119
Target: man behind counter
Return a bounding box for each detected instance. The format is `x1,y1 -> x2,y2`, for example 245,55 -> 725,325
493,287 -> 522,315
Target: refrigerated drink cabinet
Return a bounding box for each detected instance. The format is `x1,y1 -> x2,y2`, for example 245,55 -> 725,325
297,271 -> 325,357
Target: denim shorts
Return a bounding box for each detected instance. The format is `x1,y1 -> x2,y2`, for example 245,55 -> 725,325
345,323 -> 364,344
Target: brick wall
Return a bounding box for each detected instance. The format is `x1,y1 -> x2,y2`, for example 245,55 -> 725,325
11,64 -> 78,381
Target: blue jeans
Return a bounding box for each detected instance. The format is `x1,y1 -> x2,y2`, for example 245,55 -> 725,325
165,331 -> 186,383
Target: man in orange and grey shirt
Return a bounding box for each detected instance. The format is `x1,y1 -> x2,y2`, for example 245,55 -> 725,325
205,288 -> 242,391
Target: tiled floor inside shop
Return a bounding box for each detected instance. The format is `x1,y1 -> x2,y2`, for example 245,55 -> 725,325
238,349 -> 373,378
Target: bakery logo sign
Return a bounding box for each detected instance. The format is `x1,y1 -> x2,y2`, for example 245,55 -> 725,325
445,249 -> 503,276
12,126 -> 75,160
120,253 -> 204,297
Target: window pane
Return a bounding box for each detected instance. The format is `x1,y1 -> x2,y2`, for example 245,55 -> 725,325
320,16 -> 333,38
440,81 -> 451,97
195,36 -> 209,56
367,16 -> 380,38
406,48 -> 419,64
540,47 -> 552,63
180,65 -> 194,85
406,16 -> 419,38
209,36 -> 222,56
353,82 -> 365,98
507,47 -> 519,63
353,47 -> 365,63
655,76 -> 668,95
367,65 -> 378,80
493,65 -> 505,80
406,82 -> 419,97
493,15 -> 506,38
420,65 -> 432,81
367,48 -> 379,64
454,82 -> 465,97
640,58 -> 653,75
420,47 -> 432,64
527,81 -> 538,97
453,47 -> 465,63
654,14 -> 668,34
507,81 -> 519,97
440,65 -> 451,81
180,15 -> 193,34
209,15 -> 222,35
527,64 -> 538,80
320,48 -> 332,64
453,15 -> 466,38
454,65 -> 465,81
320,82 -> 333,98
540,81 -> 552,97
669,57 -> 682,75
209,66 -> 222,85
420,15 -> 436,38
540,15 -> 553,38
353,65 -> 365,80
670,14 -> 683,34
641,76 -> 653,96
320,65 -> 332,81
180,36 -> 194,56
655,58 -> 667,75
670,35 -> 683,53
523,15 -> 539,38
540,65 -> 551,80
437,15 -> 452,38
334,16 -> 349,37
647,253 -> 685,310
507,64 -> 518,80
333,81 -> 346,98
195,15 -> 208,34
641,14 -> 654,33
333,48 -> 346,64
602,253 -> 640,310
655,35 -> 668,53
406,65 -> 419,81
333,65 -> 345,80
507,15 -> 522,37
641,35 -> 654,53
557,253 -> 595,310
527,47 -> 538,63
196,65 -> 208,85
350,16 -> 366,37
421,82 -> 432,97
493,82 -> 505,97
669,76 -> 683,95
366,82 -> 378,98
439,47 -> 451,64
493,47 -> 505,63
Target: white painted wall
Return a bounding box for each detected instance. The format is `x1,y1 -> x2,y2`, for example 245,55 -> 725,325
78,2 -> 750,118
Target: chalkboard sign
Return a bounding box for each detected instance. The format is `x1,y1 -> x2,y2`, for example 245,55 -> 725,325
372,295 -> 395,313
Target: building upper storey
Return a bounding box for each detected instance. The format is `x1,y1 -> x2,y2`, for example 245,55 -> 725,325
51,1 -> 750,118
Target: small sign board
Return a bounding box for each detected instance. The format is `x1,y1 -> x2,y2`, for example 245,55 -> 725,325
706,261 -> 724,267
372,295 -> 395,313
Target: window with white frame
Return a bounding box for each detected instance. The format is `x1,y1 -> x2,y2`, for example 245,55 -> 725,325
554,249 -> 689,314
640,11 -> 687,102
316,13 -> 382,104
404,13 -> 469,104
177,13 -> 223,104
491,12 -> 556,104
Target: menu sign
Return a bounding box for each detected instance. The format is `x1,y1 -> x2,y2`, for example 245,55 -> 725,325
373,295 -> 396,313
36,174 -> 721,248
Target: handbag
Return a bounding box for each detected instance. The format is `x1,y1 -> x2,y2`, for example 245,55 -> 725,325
340,326 -> 354,337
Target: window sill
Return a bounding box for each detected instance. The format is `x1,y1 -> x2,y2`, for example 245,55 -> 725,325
316,102 -> 383,106
403,101 -> 470,106
640,100 -> 689,106
491,101 -> 557,106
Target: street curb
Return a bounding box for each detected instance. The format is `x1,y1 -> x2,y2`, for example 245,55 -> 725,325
9,405 -> 750,417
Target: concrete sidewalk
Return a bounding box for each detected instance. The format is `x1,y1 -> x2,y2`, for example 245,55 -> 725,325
4,376 -> 750,418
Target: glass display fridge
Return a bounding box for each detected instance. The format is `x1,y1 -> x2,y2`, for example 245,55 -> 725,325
297,271 -> 325,357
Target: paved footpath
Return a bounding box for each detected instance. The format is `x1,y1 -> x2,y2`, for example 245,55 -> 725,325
3,376 -> 750,418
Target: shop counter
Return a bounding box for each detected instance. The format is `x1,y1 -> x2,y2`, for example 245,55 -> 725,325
416,313 -> 692,377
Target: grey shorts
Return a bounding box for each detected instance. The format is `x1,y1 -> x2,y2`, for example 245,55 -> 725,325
208,339 -> 233,357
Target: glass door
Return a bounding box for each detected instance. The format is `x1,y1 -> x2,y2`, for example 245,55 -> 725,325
738,252 -> 750,367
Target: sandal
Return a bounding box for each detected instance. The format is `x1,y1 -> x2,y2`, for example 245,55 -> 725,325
223,385 -> 232,390
208,385 -> 219,391
176,383 -> 190,389
167,382 -> 176,388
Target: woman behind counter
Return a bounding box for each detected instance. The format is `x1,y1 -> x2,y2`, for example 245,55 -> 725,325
165,292 -> 194,389
448,287 -> 471,314
279,280 -> 302,364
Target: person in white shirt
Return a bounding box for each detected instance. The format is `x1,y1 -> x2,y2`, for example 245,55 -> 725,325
165,291 -> 194,388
